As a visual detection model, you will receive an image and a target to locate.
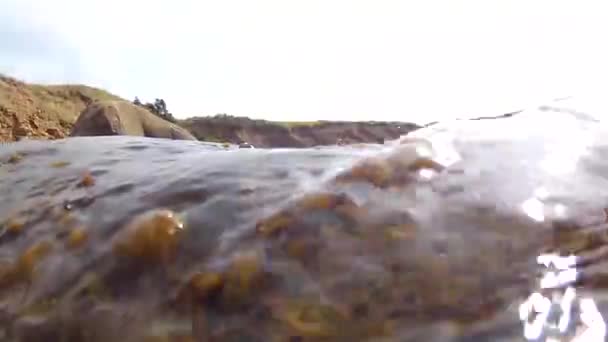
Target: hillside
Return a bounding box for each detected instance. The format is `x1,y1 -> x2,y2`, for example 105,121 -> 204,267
0,74 -> 420,145
0,74 -> 123,141
180,115 -> 420,147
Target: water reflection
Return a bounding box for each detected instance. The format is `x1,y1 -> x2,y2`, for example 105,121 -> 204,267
521,188 -> 570,224
522,197 -> 546,223
538,114 -> 593,176
6,99 -> 608,340
520,254 -> 606,341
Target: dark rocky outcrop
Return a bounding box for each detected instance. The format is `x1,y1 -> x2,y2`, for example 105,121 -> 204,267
180,116 -> 420,148
70,101 -> 196,140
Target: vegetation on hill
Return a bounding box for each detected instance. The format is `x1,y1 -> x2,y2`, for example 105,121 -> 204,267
275,120 -> 322,128
0,75 -> 122,123
132,97 -> 177,123
0,74 -> 123,141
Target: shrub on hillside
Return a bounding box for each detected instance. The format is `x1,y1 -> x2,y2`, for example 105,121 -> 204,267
133,97 -> 177,123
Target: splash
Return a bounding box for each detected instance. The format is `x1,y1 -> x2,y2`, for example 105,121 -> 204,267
519,254 -> 606,341
521,187 -> 570,223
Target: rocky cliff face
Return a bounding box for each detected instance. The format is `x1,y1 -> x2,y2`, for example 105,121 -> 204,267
180,116 -> 420,147
0,74 -> 420,145
0,75 -> 122,141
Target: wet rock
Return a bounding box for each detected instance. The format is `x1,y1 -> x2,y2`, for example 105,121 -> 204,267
278,300 -> 352,338
12,315 -> 60,342
78,304 -> 148,341
333,142 -> 446,188
384,224 -> 416,241
2,97 -> 608,340
66,227 -> 88,250
255,192 -> 360,237
189,272 -> 224,300
334,158 -> 393,188
0,241 -> 55,290
7,152 -> 23,164
256,213 -> 294,237
45,127 -> 63,139
77,171 -> 96,187
113,209 -> 185,263
49,161 -> 70,168
3,217 -> 25,235
13,241 -> 54,282
221,250 -> 267,308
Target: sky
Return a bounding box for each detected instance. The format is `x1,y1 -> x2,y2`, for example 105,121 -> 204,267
2,0 -> 608,124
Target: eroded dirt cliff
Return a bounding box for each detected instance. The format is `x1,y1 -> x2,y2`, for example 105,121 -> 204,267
0,74 -> 419,145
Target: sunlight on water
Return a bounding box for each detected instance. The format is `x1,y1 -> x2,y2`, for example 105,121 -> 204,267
405,125 -> 462,167
539,114 -> 593,176
418,168 -> 437,180
6,98 -> 608,340
522,188 -> 570,223
520,254 -> 606,341
522,197 -> 546,222
534,187 -> 550,200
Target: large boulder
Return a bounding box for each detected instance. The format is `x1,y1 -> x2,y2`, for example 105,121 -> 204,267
70,100 -> 196,140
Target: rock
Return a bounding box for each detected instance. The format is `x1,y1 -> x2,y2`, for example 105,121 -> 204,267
45,127 -> 63,139
13,125 -> 31,137
77,304 -> 149,341
113,209 -> 185,263
70,100 -> 196,140
12,315 -> 61,342
180,117 -> 420,148
0,128 -> 9,139
28,119 -> 39,130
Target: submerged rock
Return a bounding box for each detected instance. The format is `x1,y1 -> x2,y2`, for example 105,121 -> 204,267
2,98 -> 608,341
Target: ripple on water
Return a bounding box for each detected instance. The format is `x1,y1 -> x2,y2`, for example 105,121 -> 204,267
3,102 -> 608,340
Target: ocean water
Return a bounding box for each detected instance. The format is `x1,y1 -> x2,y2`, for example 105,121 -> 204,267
2,98 -> 608,341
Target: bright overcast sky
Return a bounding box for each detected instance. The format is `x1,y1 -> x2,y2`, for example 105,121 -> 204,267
2,0 -> 608,123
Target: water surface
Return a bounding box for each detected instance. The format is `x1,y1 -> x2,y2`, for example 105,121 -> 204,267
2,99 -> 608,341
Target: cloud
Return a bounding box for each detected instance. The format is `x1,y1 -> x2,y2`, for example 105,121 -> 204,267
0,3 -> 87,82
1,0 -> 608,122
